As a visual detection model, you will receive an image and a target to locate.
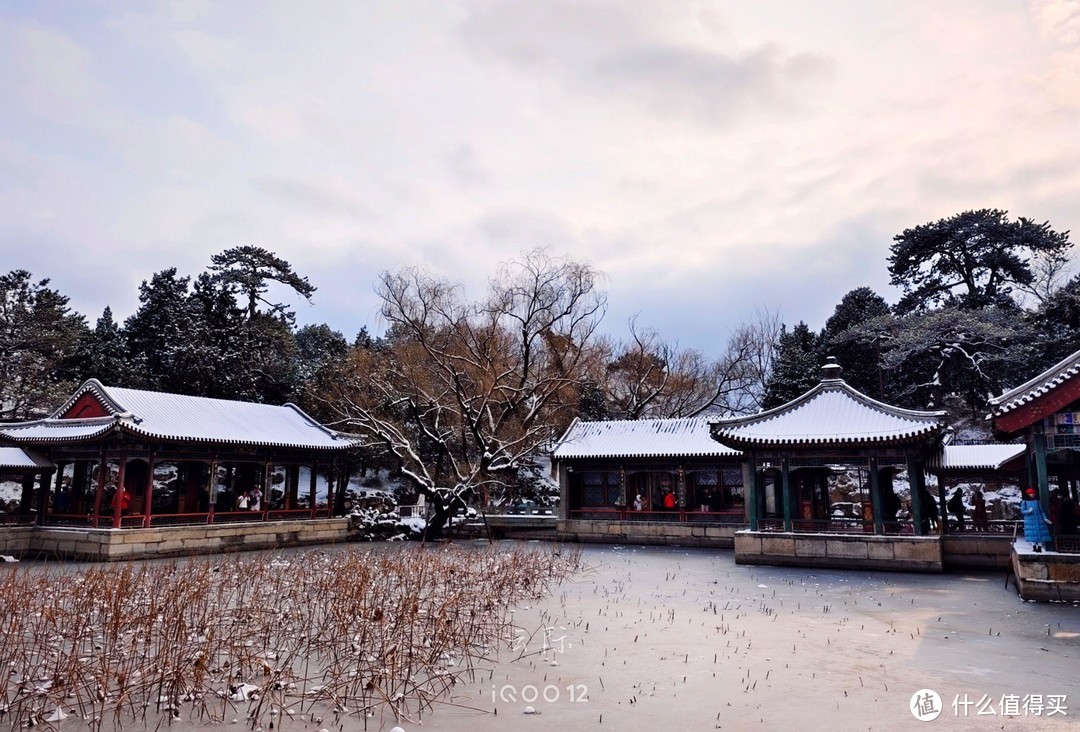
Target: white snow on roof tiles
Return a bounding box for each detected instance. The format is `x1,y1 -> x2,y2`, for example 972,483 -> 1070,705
988,347 -> 1080,416
0,381 -> 358,450
0,418 -> 115,442
0,447 -> 54,470
711,381 -> 946,446
552,417 -> 742,460
929,443 -> 1026,471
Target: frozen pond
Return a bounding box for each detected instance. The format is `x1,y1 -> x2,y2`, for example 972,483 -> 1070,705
434,543 -> 1078,731
3,542 -> 1077,731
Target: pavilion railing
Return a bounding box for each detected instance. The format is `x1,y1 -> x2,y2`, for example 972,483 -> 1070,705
568,508 -> 745,524
0,513 -> 37,526
38,509 -> 340,529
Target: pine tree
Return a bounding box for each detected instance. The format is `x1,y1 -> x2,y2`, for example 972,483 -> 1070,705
209,246 -> 316,321
761,322 -> 821,409
122,268 -> 195,392
72,306 -> 129,386
821,287 -> 890,399
0,270 -> 87,418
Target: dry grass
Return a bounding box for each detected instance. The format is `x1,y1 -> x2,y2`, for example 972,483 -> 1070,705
0,544 -> 581,730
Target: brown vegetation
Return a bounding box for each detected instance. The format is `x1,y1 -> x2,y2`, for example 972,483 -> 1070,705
0,545 -> 581,730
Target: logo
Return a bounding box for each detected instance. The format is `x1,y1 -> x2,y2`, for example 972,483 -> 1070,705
911,689 -> 943,721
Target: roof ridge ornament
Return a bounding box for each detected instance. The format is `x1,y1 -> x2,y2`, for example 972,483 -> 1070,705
821,356 -> 844,382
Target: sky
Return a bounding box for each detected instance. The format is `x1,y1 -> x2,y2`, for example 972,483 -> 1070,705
2,0 -> 1079,357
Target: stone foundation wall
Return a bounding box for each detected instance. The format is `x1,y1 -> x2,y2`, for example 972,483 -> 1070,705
12,519 -> 349,561
0,527 -> 33,556
558,519 -> 742,548
734,531 -> 943,572
942,535 -> 1014,569
1011,543 -> 1080,602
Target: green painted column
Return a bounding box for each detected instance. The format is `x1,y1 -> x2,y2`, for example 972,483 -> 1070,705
869,457 -> 883,535
907,453 -> 925,536
1033,425 -> 1051,507
747,451 -> 759,531
781,458 -> 792,532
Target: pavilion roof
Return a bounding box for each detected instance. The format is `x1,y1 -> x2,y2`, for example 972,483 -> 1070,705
710,358 -> 947,449
0,380 -> 360,451
552,417 -> 742,460
987,346 -> 1080,418
926,443 -> 1027,472
0,446 -> 54,470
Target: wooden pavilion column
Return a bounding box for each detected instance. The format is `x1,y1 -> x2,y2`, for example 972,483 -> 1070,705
142,452 -> 156,528
36,470 -> 52,524
207,454 -> 218,525
309,458 -> 318,518
746,450 -> 758,530
907,452 -> 925,537
1032,424 -> 1051,507
287,465 -> 300,510
869,456 -> 883,535
112,452 -> 128,529
781,458 -> 792,532
263,460 -> 273,518
72,461 -> 88,514
92,445 -> 108,528
327,458 -> 337,517
53,463 -> 66,517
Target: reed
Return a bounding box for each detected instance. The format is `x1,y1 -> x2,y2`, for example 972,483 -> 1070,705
0,544 -> 581,730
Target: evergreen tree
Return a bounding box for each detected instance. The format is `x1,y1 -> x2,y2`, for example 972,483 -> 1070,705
180,274 -> 257,399
821,287 -> 890,399
889,209 -> 1072,314
73,306 -> 129,386
0,270 -> 88,418
247,313 -> 300,404
210,246 -> 316,320
1026,274 -> 1080,372
761,322 -> 821,409
122,268 -> 196,393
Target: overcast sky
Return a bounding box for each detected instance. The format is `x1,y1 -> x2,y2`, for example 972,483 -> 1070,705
2,1 -> 1079,356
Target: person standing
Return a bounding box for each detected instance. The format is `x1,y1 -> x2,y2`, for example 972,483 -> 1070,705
1021,488 -> 1053,551
948,489 -> 965,532
971,490 -> 989,532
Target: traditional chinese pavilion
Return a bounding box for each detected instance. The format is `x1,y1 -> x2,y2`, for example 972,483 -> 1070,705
0,379 -> 360,559
710,358 -> 953,571
710,358 -> 947,536
553,417 -> 747,546
988,346 -> 1080,507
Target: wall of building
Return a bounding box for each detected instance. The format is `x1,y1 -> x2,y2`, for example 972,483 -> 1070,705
1011,544 -> 1080,602
941,535 -> 1014,569
558,519 -> 741,547
0,527 -> 33,556
12,519 -> 348,561
734,531 -> 944,572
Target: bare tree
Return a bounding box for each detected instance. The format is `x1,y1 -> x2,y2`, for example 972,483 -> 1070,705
320,249 -> 605,538
1013,248 -> 1073,308
598,315 -> 768,420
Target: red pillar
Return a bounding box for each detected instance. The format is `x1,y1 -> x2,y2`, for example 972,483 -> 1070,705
142,452 -> 156,528
112,452 -> 128,529
92,446 -> 108,528
309,459 -> 318,518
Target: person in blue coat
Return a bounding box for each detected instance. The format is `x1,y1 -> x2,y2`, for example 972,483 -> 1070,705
1021,488 -> 1053,551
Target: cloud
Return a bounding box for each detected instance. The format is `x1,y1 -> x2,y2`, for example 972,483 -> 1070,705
460,1 -> 833,124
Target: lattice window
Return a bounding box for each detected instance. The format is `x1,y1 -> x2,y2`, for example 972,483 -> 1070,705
696,470 -> 719,486
582,484 -> 606,506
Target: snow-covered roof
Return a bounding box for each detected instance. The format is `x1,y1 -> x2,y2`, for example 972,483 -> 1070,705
0,447 -> 54,470
552,417 -> 742,460
710,358 -> 947,448
988,347 -> 1080,417
927,443 -> 1027,472
0,380 -> 359,451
